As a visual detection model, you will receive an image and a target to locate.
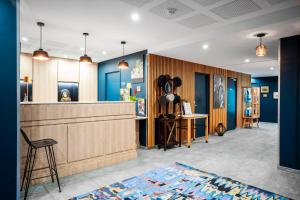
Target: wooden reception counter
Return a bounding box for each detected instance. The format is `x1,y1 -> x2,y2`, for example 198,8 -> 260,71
20,101 -> 137,183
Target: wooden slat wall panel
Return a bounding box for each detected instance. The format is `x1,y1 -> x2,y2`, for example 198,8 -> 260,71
147,54 -> 251,147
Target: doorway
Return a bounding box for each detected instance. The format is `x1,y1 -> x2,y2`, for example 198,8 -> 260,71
227,77 -> 237,131
105,71 -> 121,101
195,73 -> 210,137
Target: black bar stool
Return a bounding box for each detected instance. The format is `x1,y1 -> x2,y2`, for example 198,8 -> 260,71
20,129 -> 61,200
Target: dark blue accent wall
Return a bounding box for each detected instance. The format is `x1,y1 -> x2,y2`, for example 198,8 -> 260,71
0,0 -> 20,198
251,76 -> 278,123
98,50 -> 147,115
279,35 -> 300,171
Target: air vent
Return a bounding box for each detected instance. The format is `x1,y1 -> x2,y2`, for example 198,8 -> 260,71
192,0 -> 223,7
210,0 -> 261,19
119,0 -> 154,8
178,13 -> 217,29
148,0 -> 194,20
266,0 -> 286,6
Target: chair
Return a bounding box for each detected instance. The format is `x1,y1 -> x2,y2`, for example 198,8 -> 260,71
20,129 -> 61,200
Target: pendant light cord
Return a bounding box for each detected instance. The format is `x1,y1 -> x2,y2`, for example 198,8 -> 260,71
40,25 -> 42,49
122,43 -> 125,59
260,37 -> 262,46
84,34 -> 87,55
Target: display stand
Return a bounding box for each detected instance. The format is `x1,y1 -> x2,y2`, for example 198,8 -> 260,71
242,87 -> 260,128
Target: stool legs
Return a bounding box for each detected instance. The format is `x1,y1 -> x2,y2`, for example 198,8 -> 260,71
24,148 -> 37,200
21,146 -> 31,191
45,146 -> 54,183
49,146 -> 61,192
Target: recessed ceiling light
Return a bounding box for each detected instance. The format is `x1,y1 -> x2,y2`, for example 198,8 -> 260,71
80,47 -> 85,51
22,37 -> 28,42
131,12 -> 140,22
270,67 -> 274,70
102,50 -> 107,55
202,44 -> 209,50
244,58 -> 250,63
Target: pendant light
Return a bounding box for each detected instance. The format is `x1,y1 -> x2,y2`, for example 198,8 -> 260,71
79,33 -> 92,64
118,41 -> 129,69
33,22 -> 49,61
256,33 -> 267,57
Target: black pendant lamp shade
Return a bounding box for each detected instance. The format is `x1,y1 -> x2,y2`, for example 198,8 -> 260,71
33,22 -> 49,61
80,33 -> 92,64
118,41 -> 129,69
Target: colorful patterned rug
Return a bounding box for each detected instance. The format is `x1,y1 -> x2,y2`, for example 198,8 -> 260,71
70,162 -> 290,200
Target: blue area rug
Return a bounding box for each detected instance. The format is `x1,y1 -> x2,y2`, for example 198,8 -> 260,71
70,162 -> 290,200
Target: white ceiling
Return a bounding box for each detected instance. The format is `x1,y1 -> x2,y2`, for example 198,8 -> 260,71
20,0 -> 300,77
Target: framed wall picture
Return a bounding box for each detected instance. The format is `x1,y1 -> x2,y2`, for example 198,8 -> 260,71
273,92 -> 278,99
261,86 -> 269,93
58,82 -> 79,102
213,74 -> 225,108
131,59 -> 144,83
138,98 -> 145,116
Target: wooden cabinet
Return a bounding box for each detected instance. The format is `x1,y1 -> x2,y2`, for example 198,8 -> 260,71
242,87 -> 260,128
20,53 -> 98,102
33,58 -> 58,102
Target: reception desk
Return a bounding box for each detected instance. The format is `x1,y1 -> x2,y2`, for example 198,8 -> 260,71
20,101 -> 137,184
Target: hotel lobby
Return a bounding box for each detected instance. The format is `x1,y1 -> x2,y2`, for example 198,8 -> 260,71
1,0 -> 300,199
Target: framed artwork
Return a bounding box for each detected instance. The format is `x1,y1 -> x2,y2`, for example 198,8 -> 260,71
58,82 -> 79,102
138,98 -> 145,116
263,94 -> 268,98
273,92 -> 278,99
131,59 -> 144,83
213,74 -> 225,108
261,86 -> 269,93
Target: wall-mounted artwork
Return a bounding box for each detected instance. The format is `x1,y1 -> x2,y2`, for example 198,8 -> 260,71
261,86 -> 269,93
58,82 -> 78,102
131,59 -> 144,83
138,98 -> 145,116
20,79 -> 32,102
273,92 -> 278,99
213,74 -> 225,108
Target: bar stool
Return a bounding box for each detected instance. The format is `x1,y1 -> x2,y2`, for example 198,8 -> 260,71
20,129 -> 61,200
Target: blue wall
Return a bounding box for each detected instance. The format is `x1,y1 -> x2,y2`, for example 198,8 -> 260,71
0,0 -> 20,198
98,50 -> 147,115
251,76 -> 278,123
279,35 -> 300,170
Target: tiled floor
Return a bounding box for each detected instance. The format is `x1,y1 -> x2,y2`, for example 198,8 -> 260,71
22,123 -> 300,200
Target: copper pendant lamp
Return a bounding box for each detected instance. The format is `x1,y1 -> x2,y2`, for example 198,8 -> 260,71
33,22 -> 49,61
79,33 -> 92,64
255,33 -> 267,57
118,41 -> 129,69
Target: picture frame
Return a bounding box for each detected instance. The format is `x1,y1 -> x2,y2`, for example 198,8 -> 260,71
273,92 -> 278,99
213,74 -> 225,108
131,59 -> 144,83
260,86 -> 269,94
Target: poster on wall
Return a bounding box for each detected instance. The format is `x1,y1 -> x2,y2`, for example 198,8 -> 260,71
138,98 -> 145,116
213,74 -> 225,108
131,59 -> 144,83
273,92 -> 278,99
261,86 -> 269,93
58,82 -> 79,102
